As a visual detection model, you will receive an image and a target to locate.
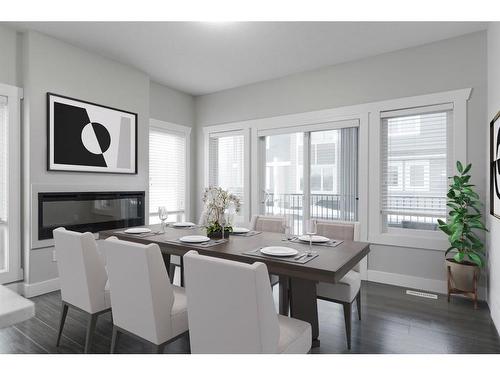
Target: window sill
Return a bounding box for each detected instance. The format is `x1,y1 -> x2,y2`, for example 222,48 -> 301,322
368,231 -> 449,251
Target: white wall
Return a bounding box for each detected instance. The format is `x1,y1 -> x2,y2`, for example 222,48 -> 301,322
195,31 -> 487,291
487,23 -> 500,330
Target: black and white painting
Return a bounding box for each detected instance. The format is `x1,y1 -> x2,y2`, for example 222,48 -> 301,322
47,93 -> 137,174
491,111 -> 500,219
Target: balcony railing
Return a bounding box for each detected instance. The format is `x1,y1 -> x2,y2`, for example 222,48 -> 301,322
264,193 -> 357,234
263,192 -> 446,233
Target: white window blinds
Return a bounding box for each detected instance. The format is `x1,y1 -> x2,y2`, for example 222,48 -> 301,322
149,127 -> 186,222
208,133 -> 245,203
381,104 -> 452,231
0,96 -> 7,223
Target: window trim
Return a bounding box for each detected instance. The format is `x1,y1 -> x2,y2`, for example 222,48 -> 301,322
149,118 -> 191,223
0,82 -> 23,284
368,88 -> 470,251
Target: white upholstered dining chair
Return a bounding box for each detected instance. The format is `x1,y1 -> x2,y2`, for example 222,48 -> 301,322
315,220 -> 363,349
53,227 -> 111,353
250,215 -> 285,233
184,250 -> 312,354
102,237 -> 189,353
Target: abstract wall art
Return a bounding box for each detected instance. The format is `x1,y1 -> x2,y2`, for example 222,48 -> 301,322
491,111 -> 500,219
47,93 -> 137,174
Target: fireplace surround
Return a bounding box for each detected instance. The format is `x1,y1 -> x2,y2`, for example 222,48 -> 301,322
38,191 -> 145,240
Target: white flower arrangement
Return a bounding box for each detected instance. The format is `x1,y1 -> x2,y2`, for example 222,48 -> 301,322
200,187 -> 241,236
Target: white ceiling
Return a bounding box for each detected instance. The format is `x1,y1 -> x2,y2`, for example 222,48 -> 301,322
9,22 -> 487,95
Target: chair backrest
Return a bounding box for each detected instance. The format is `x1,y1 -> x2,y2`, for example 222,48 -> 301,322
184,250 -> 280,353
315,220 -> 361,271
101,237 -> 175,345
249,215 -> 284,233
316,220 -> 360,241
53,227 -> 108,313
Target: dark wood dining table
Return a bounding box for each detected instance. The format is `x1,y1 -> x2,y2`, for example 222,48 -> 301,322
99,224 -> 370,347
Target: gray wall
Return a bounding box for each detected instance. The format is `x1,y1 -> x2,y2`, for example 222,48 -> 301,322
0,25 -> 21,87
195,31 -> 487,286
16,31 -> 195,284
487,23 -> 500,329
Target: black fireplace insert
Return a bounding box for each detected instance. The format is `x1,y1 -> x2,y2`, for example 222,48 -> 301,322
38,191 -> 145,240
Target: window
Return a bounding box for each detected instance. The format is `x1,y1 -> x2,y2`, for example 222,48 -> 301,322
381,105 -> 451,232
149,123 -> 189,224
0,96 -> 7,226
0,96 -> 7,273
208,132 -> 245,217
0,84 -> 22,284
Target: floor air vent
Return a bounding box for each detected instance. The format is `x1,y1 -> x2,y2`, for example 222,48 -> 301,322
406,290 -> 438,300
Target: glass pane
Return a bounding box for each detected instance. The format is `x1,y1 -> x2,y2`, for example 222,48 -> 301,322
208,134 -> 245,221
310,128 -> 358,222
0,95 -> 7,272
382,110 -> 449,231
149,128 -> 186,224
264,133 -> 303,234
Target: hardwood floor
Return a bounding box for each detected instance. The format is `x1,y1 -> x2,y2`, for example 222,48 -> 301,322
1,281 -> 499,354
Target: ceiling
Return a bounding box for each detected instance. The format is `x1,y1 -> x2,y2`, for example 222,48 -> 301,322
9,22 -> 487,95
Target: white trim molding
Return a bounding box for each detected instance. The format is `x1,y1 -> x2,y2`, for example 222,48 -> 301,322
0,82 -> 23,284
22,277 -> 60,298
367,88 -> 471,251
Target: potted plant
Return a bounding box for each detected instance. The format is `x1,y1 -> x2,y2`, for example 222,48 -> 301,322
437,161 -> 487,308
200,187 -> 241,238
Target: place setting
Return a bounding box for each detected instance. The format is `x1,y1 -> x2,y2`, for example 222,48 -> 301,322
230,227 -> 262,237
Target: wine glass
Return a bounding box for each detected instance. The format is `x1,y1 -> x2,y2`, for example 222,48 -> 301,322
158,206 -> 169,232
282,215 -> 292,241
305,219 -> 317,257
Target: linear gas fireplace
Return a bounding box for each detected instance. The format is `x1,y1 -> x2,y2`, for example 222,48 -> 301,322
38,191 -> 145,240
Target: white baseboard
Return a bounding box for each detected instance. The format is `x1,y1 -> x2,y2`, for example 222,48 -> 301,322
367,269 -> 486,300
22,278 -> 60,298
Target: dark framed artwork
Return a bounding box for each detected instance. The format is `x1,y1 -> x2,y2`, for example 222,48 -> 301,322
491,110 -> 500,219
47,93 -> 137,174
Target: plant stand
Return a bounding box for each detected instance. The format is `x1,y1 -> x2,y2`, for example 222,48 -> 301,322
447,265 -> 479,309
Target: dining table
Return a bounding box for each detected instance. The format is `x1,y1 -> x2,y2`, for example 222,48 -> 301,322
99,224 -> 370,347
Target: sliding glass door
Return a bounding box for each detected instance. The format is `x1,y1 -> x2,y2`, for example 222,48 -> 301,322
260,121 -> 358,234
263,132 -> 304,233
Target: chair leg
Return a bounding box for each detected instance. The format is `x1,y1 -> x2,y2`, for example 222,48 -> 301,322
110,326 -> 120,354
342,302 -> 352,350
56,302 -> 69,347
355,292 -> 361,321
84,313 -> 98,354
180,258 -> 185,287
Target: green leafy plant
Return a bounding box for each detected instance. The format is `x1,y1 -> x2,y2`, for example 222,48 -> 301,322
438,161 -> 487,267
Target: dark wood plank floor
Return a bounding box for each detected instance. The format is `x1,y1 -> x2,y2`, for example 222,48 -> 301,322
1,281 -> 499,354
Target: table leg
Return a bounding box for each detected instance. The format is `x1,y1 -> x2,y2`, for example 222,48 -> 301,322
162,253 -> 171,274
279,276 -> 290,316
289,277 -> 320,347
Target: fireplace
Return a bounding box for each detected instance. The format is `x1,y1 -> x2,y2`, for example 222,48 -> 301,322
38,191 -> 145,240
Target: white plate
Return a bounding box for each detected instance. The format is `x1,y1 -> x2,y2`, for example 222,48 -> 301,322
173,222 -> 196,227
260,246 -> 298,257
298,235 -> 330,243
124,228 -> 151,234
179,235 -> 210,243
232,227 -> 250,234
